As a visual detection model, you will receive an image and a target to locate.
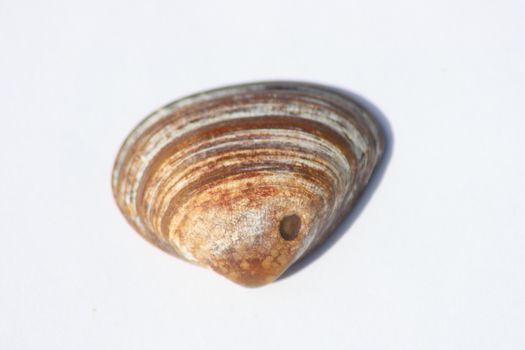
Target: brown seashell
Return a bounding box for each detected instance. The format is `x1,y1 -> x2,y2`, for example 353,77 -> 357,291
112,82 -> 384,287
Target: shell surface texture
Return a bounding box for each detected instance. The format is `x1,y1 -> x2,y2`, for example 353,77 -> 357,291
112,82 -> 384,287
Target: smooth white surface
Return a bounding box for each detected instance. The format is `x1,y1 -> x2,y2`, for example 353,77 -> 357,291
1,0 -> 524,349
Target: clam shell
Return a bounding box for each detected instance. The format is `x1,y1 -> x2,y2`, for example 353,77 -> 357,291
112,82 -> 384,287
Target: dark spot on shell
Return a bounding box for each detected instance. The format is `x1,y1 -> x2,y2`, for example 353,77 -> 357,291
279,214 -> 301,241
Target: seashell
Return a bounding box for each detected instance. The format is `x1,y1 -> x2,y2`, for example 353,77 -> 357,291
112,82 -> 384,287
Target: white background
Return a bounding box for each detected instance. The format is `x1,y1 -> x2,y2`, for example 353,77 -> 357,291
1,0 -> 524,349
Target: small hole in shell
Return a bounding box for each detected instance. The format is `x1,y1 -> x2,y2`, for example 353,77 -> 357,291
279,214 -> 301,241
